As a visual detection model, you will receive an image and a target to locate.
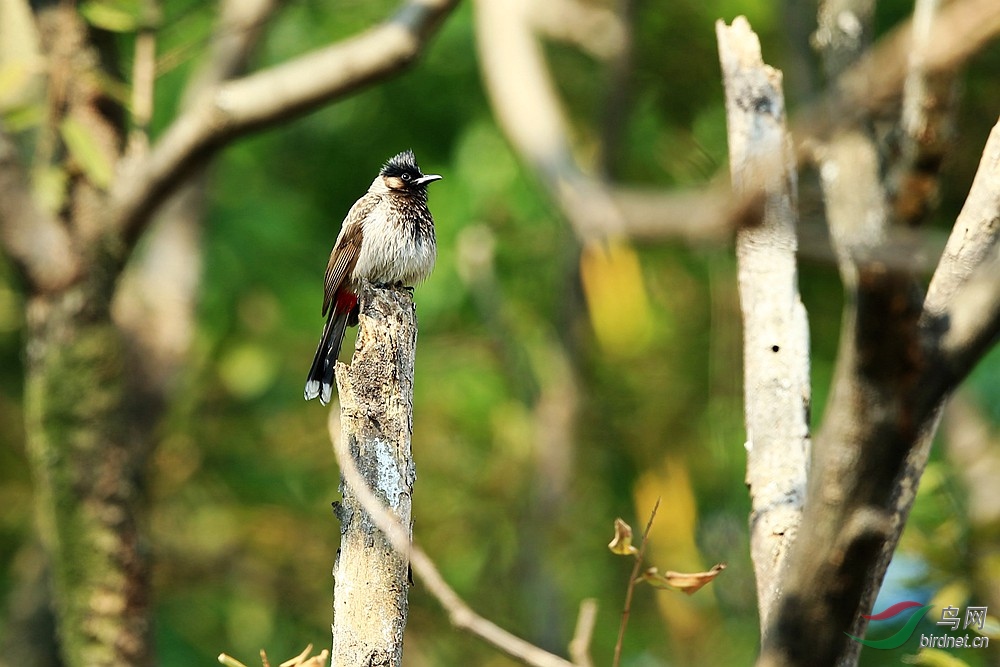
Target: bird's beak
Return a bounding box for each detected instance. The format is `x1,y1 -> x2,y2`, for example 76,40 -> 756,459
414,174 -> 443,185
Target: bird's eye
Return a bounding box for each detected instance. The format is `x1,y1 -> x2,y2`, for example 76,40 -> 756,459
401,173 -> 412,181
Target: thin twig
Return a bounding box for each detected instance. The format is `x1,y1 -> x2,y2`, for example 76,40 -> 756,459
129,0 -> 159,155
327,408 -> 578,667
888,0 -> 955,227
923,117 -> 1000,313
612,497 -> 661,667
568,598 -> 598,667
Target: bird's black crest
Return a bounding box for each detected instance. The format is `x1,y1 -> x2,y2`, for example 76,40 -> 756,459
381,149 -> 421,178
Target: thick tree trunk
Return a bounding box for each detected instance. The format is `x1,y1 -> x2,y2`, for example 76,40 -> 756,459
332,283 -> 417,667
24,281 -> 151,667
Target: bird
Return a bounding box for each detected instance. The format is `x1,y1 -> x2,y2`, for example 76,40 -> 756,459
304,149 -> 442,405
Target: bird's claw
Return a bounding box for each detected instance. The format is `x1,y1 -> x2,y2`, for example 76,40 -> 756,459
372,281 -> 413,293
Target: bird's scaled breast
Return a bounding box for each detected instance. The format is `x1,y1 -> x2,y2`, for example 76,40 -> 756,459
354,210 -> 437,286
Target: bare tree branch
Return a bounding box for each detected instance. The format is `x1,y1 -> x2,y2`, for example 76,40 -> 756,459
567,599 -> 597,667
887,0 -> 956,227
717,16 -> 811,638
0,5 -> 81,294
931,252 -> 1000,394
0,129 -> 79,290
818,131 -> 889,265
473,0 -> 763,244
473,0 -> 628,241
110,0 -> 459,250
471,0 -> 733,243
127,0 -> 159,154
530,0 -> 626,60
918,116 -> 1000,406
114,0 -> 283,389
797,0 -> 1000,146
612,500 -> 660,667
475,0 -> 1000,248
610,186 -> 735,241
814,0 -> 875,80
924,117 -> 1000,313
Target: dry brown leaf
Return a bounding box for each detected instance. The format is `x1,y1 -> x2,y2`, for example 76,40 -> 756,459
637,563 -> 726,595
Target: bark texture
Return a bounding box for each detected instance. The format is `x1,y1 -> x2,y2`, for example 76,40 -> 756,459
332,283 -> 417,667
717,17 -> 811,636
25,283 -> 152,667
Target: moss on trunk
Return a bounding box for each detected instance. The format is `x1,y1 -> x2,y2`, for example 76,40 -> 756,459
24,284 -> 151,667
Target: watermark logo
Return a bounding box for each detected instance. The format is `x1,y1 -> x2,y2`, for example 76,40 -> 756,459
922,604 -> 990,649
846,601 -> 933,650
847,601 -> 991,650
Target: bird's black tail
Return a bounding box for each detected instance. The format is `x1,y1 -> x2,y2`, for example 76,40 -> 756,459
304,309 -> 351,405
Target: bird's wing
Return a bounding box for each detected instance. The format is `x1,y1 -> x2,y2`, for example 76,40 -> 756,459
322,196 -> 376,316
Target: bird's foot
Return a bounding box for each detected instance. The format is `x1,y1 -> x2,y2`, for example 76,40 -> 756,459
372,281 -> 413,293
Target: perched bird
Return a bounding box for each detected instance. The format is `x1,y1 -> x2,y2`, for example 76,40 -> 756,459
304,150 -> 442,405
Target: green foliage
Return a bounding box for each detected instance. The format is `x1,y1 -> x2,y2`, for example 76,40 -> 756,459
79,0 -> 144,33
59,118 -> 115,189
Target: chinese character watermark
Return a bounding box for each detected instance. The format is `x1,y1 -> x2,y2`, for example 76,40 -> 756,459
849,601 -> 991,651
922,604 -> 990,650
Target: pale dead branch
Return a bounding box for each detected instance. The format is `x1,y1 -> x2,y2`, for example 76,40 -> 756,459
110,0 -> 459,249
717,16 -> 810,635
0,130 -> 79,290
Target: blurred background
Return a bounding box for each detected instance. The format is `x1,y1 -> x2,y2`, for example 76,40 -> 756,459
2,0 -> 1000,665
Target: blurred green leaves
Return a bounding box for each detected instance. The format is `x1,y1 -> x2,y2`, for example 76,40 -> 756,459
59,117 -> 114,189
79,0 -> 143,32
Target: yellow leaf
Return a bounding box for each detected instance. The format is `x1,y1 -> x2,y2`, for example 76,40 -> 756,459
32,165 -> 67,215
2,102 -> 43,131
0,0 -> 44,112
579,239 -> 653,356
0,62 -> 43,113
638,563 -> 726,595
608,517 -> 638,556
